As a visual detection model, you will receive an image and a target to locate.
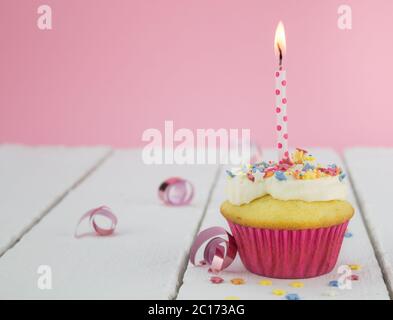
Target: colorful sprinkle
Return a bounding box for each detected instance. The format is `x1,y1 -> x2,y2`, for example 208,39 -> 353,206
303,163 -> 315,171
223,148 -> 345,182
226,170 -> 235,178
339,173 -> 346,181
344,231 -> 353,238
348,264 -> 361,271
210,276 -> 224,284
349,274 -> 359,281
328,280 -> 339,287
285,293 -> 300,300
247,172 -> 255,182
290,281 -> 304,288
230,278 -> 245,285
272,289 -> 286,296
274,170 -> 287,181
259,279 -> 272,286
264,170 -> 274,178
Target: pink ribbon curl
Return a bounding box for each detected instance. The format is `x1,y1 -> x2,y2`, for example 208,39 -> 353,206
158,177 -> 194,206
189,227 -> 237,273
74,206 -> 118,238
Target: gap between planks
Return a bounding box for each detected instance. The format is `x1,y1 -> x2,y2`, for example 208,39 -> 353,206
172,165 -> 222,300
0,148 -> 114,259
172,144 -> 262,298
343,156 -> 393,300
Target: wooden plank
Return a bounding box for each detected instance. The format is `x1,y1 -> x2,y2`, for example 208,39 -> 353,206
0,145 -> 111,257
178,148 -> 389,300
0,149 -> 218,299
344,147 -> 393,297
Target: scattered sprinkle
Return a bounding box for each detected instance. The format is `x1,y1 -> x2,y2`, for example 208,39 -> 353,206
290,281 -> 304,288
259,279 -> 272,286
225,296 -> 240,300
272,289 -> 286,296
329,280 -> 339,287
339,173 -> 346,181
230,278 -> 245,285
285,293 -> 300,300
226,170 -> 235,178
348,264 -> 361,271
349,274 -> 359,281
210,276 -> 224,284
344,231 -> 353,238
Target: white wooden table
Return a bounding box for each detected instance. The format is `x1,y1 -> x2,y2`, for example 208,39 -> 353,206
0,145 -> 391,300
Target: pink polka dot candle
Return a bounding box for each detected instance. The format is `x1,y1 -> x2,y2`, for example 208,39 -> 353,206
274,21 -> 289,161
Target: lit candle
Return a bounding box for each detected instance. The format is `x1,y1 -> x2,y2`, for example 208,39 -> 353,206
274,21 -> 289,161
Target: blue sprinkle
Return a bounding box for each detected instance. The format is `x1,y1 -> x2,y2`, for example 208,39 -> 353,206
285,293 -> 300,300
303,163 -> 315,171
328,164 -> 337,169
256,167 -> 265,173
339,173 -> 346,181
329,280 -> 339,287
226,170 -> 235,178
274,171 -> 287,181
344,231 -> 353,238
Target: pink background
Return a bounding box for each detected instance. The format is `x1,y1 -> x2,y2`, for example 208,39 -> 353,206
1,0 -> 392,149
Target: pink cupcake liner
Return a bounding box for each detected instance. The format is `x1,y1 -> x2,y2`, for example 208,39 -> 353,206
227,220 -> 349,279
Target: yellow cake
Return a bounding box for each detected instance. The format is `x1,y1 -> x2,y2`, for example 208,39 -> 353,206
221,194 -> 354,230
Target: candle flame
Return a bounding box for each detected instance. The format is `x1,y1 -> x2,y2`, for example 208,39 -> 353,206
274,21 -> 286,60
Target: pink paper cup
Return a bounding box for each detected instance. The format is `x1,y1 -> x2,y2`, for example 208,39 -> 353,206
227,220 -> 349,279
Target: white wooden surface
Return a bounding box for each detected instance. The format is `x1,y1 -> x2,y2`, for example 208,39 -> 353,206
0,145 -> 110,256
178,149 -> 390,300
344,148 -> 393,297
0,149 -> 218,299
0,146 -> 390,299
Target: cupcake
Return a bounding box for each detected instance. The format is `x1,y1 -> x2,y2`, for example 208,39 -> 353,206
220,149 -> 354,279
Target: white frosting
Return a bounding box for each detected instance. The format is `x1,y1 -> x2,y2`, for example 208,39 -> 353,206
265,176 -> 347,202
225,174 -> 348,205
225,175 -> 266,206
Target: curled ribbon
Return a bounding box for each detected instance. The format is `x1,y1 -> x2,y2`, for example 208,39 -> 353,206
189,227 -> 237,273
74,206 -> 118,238
158,177 -> 194,206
